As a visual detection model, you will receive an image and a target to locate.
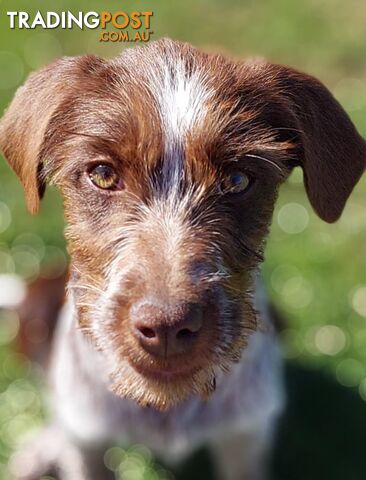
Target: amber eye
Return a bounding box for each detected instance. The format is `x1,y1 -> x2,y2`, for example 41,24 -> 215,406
88,165 -> 122,190
220,171 -> 251,195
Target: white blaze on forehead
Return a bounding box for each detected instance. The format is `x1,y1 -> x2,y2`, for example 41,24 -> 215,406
150,59 -> 213,147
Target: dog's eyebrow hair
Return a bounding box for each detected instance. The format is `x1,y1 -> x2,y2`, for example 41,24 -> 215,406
245,153 -> 284,172
59,129 -> 118,143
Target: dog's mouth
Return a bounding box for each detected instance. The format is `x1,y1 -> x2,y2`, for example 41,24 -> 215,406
132,362 -> 201,383
109,355 -> 216,411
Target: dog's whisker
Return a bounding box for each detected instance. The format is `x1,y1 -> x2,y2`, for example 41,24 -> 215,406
68,283 -> 105,295
245,153 -> 284,172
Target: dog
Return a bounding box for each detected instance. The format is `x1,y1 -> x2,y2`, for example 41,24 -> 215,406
1,39 -> 365,480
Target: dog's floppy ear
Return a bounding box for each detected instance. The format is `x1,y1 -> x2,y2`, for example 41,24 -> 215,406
266,64 -> 366,223
0,55 -> 103,214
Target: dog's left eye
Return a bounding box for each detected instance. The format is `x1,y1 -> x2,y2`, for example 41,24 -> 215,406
220,172 -> 251,195
88,165 -> 122,191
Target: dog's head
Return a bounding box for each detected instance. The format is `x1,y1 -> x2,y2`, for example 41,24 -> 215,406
1,39 -> 365,410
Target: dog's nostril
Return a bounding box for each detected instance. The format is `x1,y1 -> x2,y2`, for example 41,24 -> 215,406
139,327 -> 156,339
131,301 -> 204,357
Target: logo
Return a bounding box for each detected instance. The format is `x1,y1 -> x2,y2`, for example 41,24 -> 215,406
7,11 -> 154,43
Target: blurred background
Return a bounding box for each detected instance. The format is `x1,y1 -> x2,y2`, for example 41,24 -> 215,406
0,0 -> 365,478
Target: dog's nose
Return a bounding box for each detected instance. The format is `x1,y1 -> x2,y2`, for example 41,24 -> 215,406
131,301 -> 203,358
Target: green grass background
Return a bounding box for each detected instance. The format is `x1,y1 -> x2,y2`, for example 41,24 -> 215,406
0,0 -> 365,478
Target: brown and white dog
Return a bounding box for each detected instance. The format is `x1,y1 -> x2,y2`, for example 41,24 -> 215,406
1,39 -> 365,480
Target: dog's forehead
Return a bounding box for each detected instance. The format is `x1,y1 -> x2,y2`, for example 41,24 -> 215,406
106,41 -> 285,160
116,43 -> 217,144
142,51 -> 214,147
141,45 -> 217,181
57,41 -> 290,191
103,42 -> 257,172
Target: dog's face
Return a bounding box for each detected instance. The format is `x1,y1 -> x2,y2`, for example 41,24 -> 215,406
1,40 -> 365,410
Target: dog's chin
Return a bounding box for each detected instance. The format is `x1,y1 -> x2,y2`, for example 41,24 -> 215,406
108,360 -> 216,411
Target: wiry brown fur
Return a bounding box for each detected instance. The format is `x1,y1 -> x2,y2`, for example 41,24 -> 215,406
1,38 -> 365,412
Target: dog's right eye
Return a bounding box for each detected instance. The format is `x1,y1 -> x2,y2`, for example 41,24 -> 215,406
88,165 -> 122,191
220,171 -> 251,195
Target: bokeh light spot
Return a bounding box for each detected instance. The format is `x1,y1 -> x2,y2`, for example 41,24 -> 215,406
270,264 -> 300,294
351,286 -> 366,317
4,414 -> 40,448
336,358 -> 365,388
2,352 -> 31,381
303,326 -> 323,356
0,310 -> 19,346
359,378 -> 366,401
277,202 -> 309,234
12,250 -> 40,281
0,275 -> 25,308
314,325 -> 347,356
13,234 -> 46,260
281,275 -> 313,309
0,202 -> 12,234
0,251 -> 15,275
104,446 -> 126,472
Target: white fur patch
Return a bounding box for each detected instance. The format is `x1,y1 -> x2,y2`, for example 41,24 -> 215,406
149,59 -> 213,154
